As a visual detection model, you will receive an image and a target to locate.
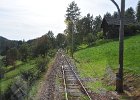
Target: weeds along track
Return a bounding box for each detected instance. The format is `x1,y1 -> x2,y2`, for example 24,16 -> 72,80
59,50 -> 92,100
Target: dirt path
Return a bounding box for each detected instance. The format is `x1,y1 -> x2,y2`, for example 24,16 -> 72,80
36,51 -> 61,100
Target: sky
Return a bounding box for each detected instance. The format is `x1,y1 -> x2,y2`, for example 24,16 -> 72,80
0,0 -> 139,41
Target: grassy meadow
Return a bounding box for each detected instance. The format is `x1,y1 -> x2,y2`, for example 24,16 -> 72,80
0,59 -> 37,94
74,34 -> 140,93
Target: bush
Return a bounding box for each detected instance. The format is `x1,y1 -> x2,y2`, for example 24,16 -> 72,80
86,33 -> 96,46
125,24 -> 140,36
48,49 -> 56,57
6,48 -> 19,66
36,56 -> 48,72
96,31 -> 104,39
0,67 -> 5,79
21,70 -> 34,81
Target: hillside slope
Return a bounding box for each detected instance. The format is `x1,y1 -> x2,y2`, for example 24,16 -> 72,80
0,36 -> 22,55
74,35 -> 140,98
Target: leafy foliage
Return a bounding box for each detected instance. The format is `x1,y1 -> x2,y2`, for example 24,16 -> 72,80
65,1 -> 81,55
65,1 -> 81,21
56,33 -> 67,48
125,7 -> 135,20
104,12 -> 112,18
36,56 -> 48,72
31,31 -> 56,57
19,43 -> 29,62
112,11 -> 119,18
93,15 -> 102,34
65,1 -> 104,51
0,36 -> 22,56
6,48 -> 19,66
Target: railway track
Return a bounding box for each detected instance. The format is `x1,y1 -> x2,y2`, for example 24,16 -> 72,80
60,51 -> 92,100
38,50 -> 119,100
38,50 -> 92,100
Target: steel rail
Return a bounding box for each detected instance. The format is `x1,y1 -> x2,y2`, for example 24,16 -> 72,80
62,65 -> 68,100
63,55 -> 92,100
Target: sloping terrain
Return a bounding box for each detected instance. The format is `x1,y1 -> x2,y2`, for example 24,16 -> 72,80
74,34 -> 140,99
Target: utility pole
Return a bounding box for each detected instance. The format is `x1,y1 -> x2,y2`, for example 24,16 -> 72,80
110,0 -> 125,93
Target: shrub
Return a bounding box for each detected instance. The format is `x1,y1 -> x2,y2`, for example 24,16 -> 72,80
96,31 -> 104,39
0,67 -> 5,79
48,49 -> 56,58
21,70 -> 34,81
36,56 -> 48,72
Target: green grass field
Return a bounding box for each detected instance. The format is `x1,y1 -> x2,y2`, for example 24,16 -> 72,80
0,55 -> 51,98
74,34 -> 140,92
0,60 -> 37,94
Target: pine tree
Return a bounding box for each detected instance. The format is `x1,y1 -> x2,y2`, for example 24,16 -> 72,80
112,11 -> 119,18
65,1 -> 81,56
65,1 -> 80,22
93,15 -> 102,34
125,7 -> 135,20
104,12 -> 112,18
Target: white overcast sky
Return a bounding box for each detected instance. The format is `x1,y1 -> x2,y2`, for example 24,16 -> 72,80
0,0 -> 139,41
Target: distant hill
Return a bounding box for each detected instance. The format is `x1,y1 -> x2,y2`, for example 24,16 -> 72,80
0,36 -> 22,55
0,36 -> 9,54
0,34 -> 53,55
0,36 -> 8,41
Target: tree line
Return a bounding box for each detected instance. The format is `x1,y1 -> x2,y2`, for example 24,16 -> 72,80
64,1 -> 140,55
1,1 -> 140,65
1,31 -> 66,67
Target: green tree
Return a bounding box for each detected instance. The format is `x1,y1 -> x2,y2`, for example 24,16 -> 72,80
86,33 -> 96,46
46,31 -> 55,49
125,7 -> 135,20
112,11 -> 119,18
65,1 -> 80,22
65,1 -> 81,56
56,33 -> 66,48
104,12 -> 112,18
136,0 -> 140,22
32,31 -> 56,57
36,56 -> 48,72
77,13 -> 94,44
32,35 -> 49,57
93,15 -> 102,34
19,43 -> 29,62
6,48 -> 19,66
96,31 -> 104,40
